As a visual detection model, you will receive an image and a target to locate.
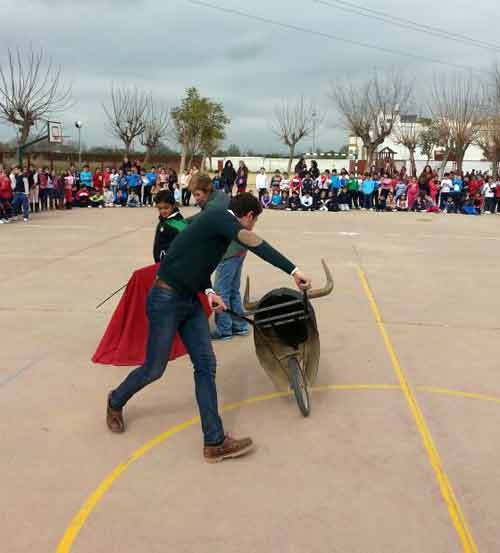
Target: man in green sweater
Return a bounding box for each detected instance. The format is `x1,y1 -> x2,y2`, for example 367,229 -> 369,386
107,178 -> 311,463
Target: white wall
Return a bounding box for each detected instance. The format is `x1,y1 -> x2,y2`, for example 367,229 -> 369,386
207,156 -> 350,173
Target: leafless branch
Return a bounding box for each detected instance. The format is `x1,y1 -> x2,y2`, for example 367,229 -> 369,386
271,96 -> 317,171
429,73 -> 485,173
140,95 -> 170,161
103,85 -> 148,154
0,46 -> 72,145
475,65 -> 500,176
332,70 -> 413,167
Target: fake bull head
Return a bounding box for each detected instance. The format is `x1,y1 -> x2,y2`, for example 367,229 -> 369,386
244,258 -> 334,312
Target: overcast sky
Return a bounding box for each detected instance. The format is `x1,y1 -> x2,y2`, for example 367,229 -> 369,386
0,0 -> 498,153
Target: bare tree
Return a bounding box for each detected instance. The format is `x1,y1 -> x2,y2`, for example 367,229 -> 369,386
394,116 -> 420,176
429,73 -> 484,175
103,85 -> 148,154
271,97 -> 317,172
141,96 -> 170,164
332,71 -> 413,169
0,46 -> 72,153
477,117 -> 500,179
476,66 -> 500,178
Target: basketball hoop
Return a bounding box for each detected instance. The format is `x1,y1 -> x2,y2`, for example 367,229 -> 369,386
48,121 -> 63,144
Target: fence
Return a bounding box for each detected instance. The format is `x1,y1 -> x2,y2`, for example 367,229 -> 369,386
0,150 -> 201,172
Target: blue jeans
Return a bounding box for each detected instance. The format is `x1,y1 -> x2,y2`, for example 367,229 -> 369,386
12,192 -> 29,219
111,286 -> 224,446
214,256 -> 248,336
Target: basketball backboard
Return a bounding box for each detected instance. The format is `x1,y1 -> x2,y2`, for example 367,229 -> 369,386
48,121 -> 63,144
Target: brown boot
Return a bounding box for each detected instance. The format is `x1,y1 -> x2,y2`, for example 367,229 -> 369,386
106,392 -> 125,433
204,434 -> 254,463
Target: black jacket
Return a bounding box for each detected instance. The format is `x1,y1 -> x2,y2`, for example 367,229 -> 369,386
222,164 -> 237,187
153,210 -> 186,262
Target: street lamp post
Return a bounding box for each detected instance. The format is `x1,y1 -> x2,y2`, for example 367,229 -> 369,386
75,121 -> 83,168
312,110 -> 317,154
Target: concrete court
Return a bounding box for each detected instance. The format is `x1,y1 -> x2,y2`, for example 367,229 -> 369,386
1,205 -> 500,553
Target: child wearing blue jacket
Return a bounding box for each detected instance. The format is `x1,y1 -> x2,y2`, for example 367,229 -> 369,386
362,175 -> 375,210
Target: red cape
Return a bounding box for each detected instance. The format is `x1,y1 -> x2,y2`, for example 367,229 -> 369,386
92,263 -> 211,366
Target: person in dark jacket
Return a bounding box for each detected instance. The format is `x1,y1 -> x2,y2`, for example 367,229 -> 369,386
294,158 -> 308,179
11,167 -> 30,221
222,160 -> 237,195
310,160 -> 320,180
121,156 -> 132,174
287,190 -> 301,211
301,172 -> 314,195
167,168 -> 178,192
153,190 -> 187,262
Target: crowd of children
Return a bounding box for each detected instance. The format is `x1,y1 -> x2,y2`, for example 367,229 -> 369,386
0,157 -> 193,224
3,156 -> 500,225
229,160 -> 500,216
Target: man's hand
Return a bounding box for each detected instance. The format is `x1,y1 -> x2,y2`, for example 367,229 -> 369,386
293,270 -> 312,291
207,292 -> 227,313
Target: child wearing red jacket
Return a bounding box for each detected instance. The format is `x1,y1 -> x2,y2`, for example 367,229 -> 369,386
289,173 -> 302,195
93,169 -> 104,192
0,168 -> 13,222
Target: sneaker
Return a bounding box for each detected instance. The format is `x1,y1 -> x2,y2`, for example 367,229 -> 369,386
106,392 -> 125,433
204,434 -> 254,463
23,218 -> 28,223
0,219 -> 4,224
210,331 -> 233,342
233,328 -> 250,337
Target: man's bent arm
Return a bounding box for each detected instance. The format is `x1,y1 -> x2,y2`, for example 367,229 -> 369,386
236,229 -> 296,275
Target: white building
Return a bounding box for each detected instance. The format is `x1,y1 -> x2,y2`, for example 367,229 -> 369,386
348,113 -> 491,174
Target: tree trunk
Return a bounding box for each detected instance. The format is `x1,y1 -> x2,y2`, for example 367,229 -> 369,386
124,140 -> 132,156
438,151 -> 450,177
144,146 -> 151,165
287,143 -> 296,173
492,157 -> 499,180
179,141 -> 188,176
200,154 -> 207,172
409,148 -> 416,177
17,123 -> 32,167
366,146 -> 376,173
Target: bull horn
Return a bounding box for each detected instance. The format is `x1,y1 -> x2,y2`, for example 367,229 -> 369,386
307,259 -> 334,299
244,276 -> 259,311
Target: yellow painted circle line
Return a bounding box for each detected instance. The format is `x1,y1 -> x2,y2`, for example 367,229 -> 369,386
56,383 -> 500,553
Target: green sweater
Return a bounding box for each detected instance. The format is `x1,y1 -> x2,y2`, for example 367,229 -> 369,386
158,208 -> 295,296
347,178 -> 359,192
189,189 -> 245,260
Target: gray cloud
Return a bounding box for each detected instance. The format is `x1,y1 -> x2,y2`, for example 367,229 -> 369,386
0,0 -> 497,153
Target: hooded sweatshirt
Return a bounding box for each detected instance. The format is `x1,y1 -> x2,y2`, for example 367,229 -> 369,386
153,209 -> 187,262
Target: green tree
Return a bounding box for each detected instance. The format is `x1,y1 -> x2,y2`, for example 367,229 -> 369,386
418,122 -> 440,164
225,144 -> 241,157
171,87 -> 230,174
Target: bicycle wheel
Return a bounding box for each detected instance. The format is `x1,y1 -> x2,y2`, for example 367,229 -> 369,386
288,357 -> 310,417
